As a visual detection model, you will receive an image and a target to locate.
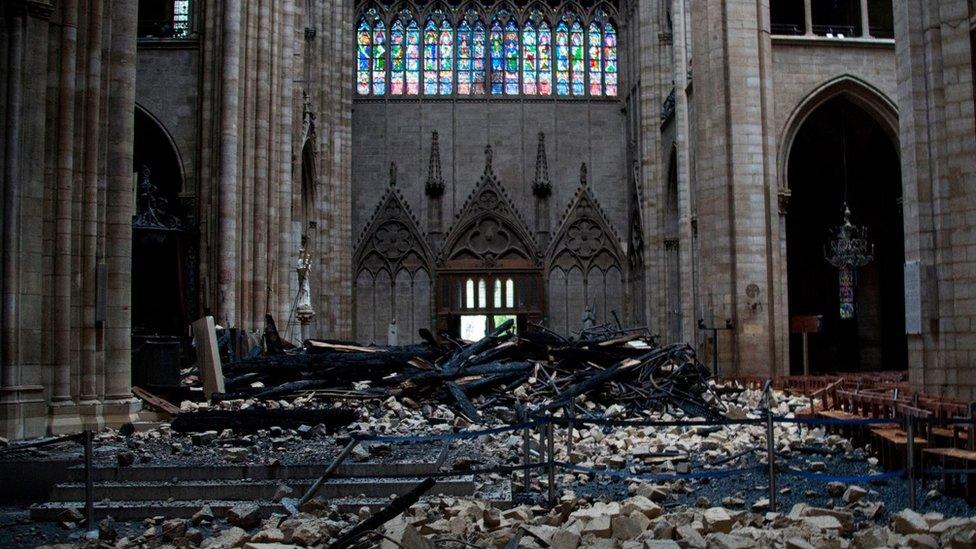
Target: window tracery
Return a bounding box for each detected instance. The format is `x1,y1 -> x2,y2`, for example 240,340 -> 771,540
355,2 -> 618,99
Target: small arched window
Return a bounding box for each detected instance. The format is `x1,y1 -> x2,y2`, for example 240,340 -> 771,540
489,20 -> 505,94
423,18 -> 439,95
438,19 -> 454,94
503,19 -> 520,95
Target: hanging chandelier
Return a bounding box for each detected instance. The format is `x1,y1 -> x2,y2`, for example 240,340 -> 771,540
825,203 -> 874,271
823,107 -> 874,320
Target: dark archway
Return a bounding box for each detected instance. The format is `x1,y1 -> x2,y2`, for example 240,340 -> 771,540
786,95 -> 905,374
131,106 -> 195,389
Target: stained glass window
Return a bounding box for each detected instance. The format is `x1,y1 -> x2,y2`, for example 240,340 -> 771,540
423,19 -> 439,95
555,21 -> 570,95
570,20 -> 585,95
372,19 -> 387,95
438,20 -> 454,94
538,23 -> 552,95
405,18 -> 421,94
356,5 -> 617,98
173,0 -> 191,38
390,20 -> 405,94
588,21 -> 602,96
522,22 -> 538,95
504,20 -> 519,95
489,20 -> 504,94
603,21 -> 618,96
357,17 -> 372,95
458,19 -> 487,95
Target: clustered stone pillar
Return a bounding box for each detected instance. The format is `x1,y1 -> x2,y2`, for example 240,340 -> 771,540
0,0 -> 141,439
202,0 -> 297,334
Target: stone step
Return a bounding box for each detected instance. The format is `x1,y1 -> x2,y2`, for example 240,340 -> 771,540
48,477 -> 475,502
63,462 -> 439,483
30,495 -> 514,522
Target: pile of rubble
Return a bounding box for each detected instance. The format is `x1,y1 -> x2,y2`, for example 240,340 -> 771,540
73,493 -> 976,548
205,319 -> 724,426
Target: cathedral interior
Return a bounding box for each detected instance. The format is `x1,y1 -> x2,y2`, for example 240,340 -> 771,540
1,0 -> 976,545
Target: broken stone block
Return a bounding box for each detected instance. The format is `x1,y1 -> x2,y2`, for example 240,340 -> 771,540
843,485 -> 867,504
611,514 -> 645,540
227,503 -> 262,529
244,544 -> 301,549
852,527 -> 887,549
621,496 -> 663,519
930,517 -> 972,536
785,538 -> 815,549
904,533 -> 939,549
800,515 -> 842,533
116,450 -> 135,467
892,509 -> 930,535
191,430 -> 219,445
751,499 -> 770,512
293,521 -> 331,547
706,532 -> 751,549
675,524 -> 706,548
273,483 -> 293,502
643,541 -> 681,549
250,528 -> 285,543
192,505 -> 215,525
825,481 -> 846,497
161,518 -> 187,541
550,528 -> 582,549
381,517 -> 435,549
581,515 -> 613,538
703,507 -> 732,534
202,527 -> 248,548
225,447 -> 248,463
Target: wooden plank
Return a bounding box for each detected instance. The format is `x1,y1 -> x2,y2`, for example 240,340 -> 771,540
191,315 -> 225,399
132,386 -> 180,416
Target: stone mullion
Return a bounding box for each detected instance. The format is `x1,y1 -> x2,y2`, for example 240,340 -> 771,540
217,0 -> 242,329
79,0 -> 103,403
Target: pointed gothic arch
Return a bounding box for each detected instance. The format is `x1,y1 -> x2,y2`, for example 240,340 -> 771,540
546,170 -> 625,333
435,145 -> 544,339
353,175 -> 434,344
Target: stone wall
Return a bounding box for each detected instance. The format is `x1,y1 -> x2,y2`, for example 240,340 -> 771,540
895,0 -> 976,399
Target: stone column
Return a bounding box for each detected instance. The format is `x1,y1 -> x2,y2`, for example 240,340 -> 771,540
253,0 -> 271,328
804,0 -> 813,35
50,0 -> 80,434
79,0 -> 103,405
671,0 -> 697,344
859,0 -> 871,37
102,0 -> 139,426
218,0 -> 242,328
2,3 -> 26,393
